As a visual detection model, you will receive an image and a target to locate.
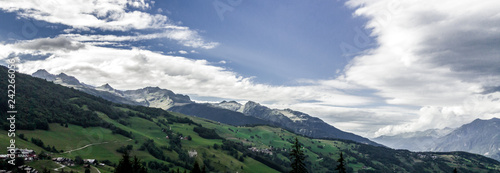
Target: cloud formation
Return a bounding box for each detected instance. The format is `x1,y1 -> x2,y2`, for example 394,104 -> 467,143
0,0 -> 218,49
16,37 -> 85,52
2,39 -> 372,110
344,0 -> 500,135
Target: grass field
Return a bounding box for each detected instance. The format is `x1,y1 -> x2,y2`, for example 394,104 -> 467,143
2,109 -> 498,172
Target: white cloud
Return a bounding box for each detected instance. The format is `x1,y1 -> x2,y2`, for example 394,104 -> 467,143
375,92 -> 500,137
0,0 -> 163,31
127,0 -> 151,10
344,0 -> 500,135
62,30 -> 219,49
1,40 -> 372,110
178,50 -> 188,54
0,0 -> 218,49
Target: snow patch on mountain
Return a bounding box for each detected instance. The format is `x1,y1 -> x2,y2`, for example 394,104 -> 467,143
212,101 -> 244,112
277,109 -> 306,122
96,83 -> 124,97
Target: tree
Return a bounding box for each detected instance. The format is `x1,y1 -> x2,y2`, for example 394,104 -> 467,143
335,152 -> 347,173
453,168 -> 458,173
75,156 -> 84,165
115,151 -> 147,173
42,167 -> 51,173
14,157 -> 24,167
289,137 -> 308,173
191,161 -> 202,173
85,168 -> 91,173
132,156 -> 147,173
115,151 -> 133,173
202,165 -> 207,173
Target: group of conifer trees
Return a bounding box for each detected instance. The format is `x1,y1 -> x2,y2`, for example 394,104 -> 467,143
289,137 -> 346,173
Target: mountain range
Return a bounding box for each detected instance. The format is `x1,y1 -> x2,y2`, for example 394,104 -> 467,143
374,118 -> 500,161
32,69 -> 500,161
32,69 -> 378,146
2,65 -> 499,172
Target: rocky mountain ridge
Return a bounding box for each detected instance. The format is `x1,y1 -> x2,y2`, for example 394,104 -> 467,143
31,69 -> 379,146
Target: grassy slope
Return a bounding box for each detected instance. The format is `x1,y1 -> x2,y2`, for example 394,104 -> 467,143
2,109 -> 499,173
171,112 -> 500,173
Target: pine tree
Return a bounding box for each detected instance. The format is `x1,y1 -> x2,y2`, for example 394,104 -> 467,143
115,151 -> 147,173
335,152 -> 347,173
132,156 -> 148,173
289,137 -> 308,173
191,161 -> 202,173
202,165 -> 207,173
115,151 -> 133,173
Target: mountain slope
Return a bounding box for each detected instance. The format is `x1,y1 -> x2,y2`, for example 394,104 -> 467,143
433,118 -> 500,161
32,70 -> 192,109
31,70 -> 380,146
122,86 -> 192,110
211,101 -> 380,146
374,118 -> 500,161
1,66 -> 500,173
373,127 -> 454,151
168,103 -> 272,126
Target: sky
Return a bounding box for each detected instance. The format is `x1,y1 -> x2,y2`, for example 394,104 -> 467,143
1,0 -> 499,138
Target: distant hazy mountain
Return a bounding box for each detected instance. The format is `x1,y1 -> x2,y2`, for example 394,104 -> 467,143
210,100 -> 380,146
32,70 -> 379,146
374,118 -> 500,161
373,128 -> 454,151
433,118 -> 500,161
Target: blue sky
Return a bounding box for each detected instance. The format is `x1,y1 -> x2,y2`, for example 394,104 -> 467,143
1,0 -> 499,137
1,0 -> 372,85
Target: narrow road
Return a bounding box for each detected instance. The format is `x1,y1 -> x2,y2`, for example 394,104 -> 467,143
93,166 -> 101,173
64,138 -> 132,153
53,162 -> 66,171
63,142 -> 109,153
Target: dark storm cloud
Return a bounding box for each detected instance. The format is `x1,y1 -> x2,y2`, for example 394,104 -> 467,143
418,28 -> 500,76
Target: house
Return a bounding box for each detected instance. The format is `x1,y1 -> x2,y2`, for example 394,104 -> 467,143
84,159 -> 97,165
248,147 -> 273,155
54,157 -> 74,166
6,148 -> 37,161
188,150 -> 198,158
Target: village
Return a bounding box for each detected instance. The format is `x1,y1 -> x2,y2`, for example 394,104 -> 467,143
0,148 -> 103,173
